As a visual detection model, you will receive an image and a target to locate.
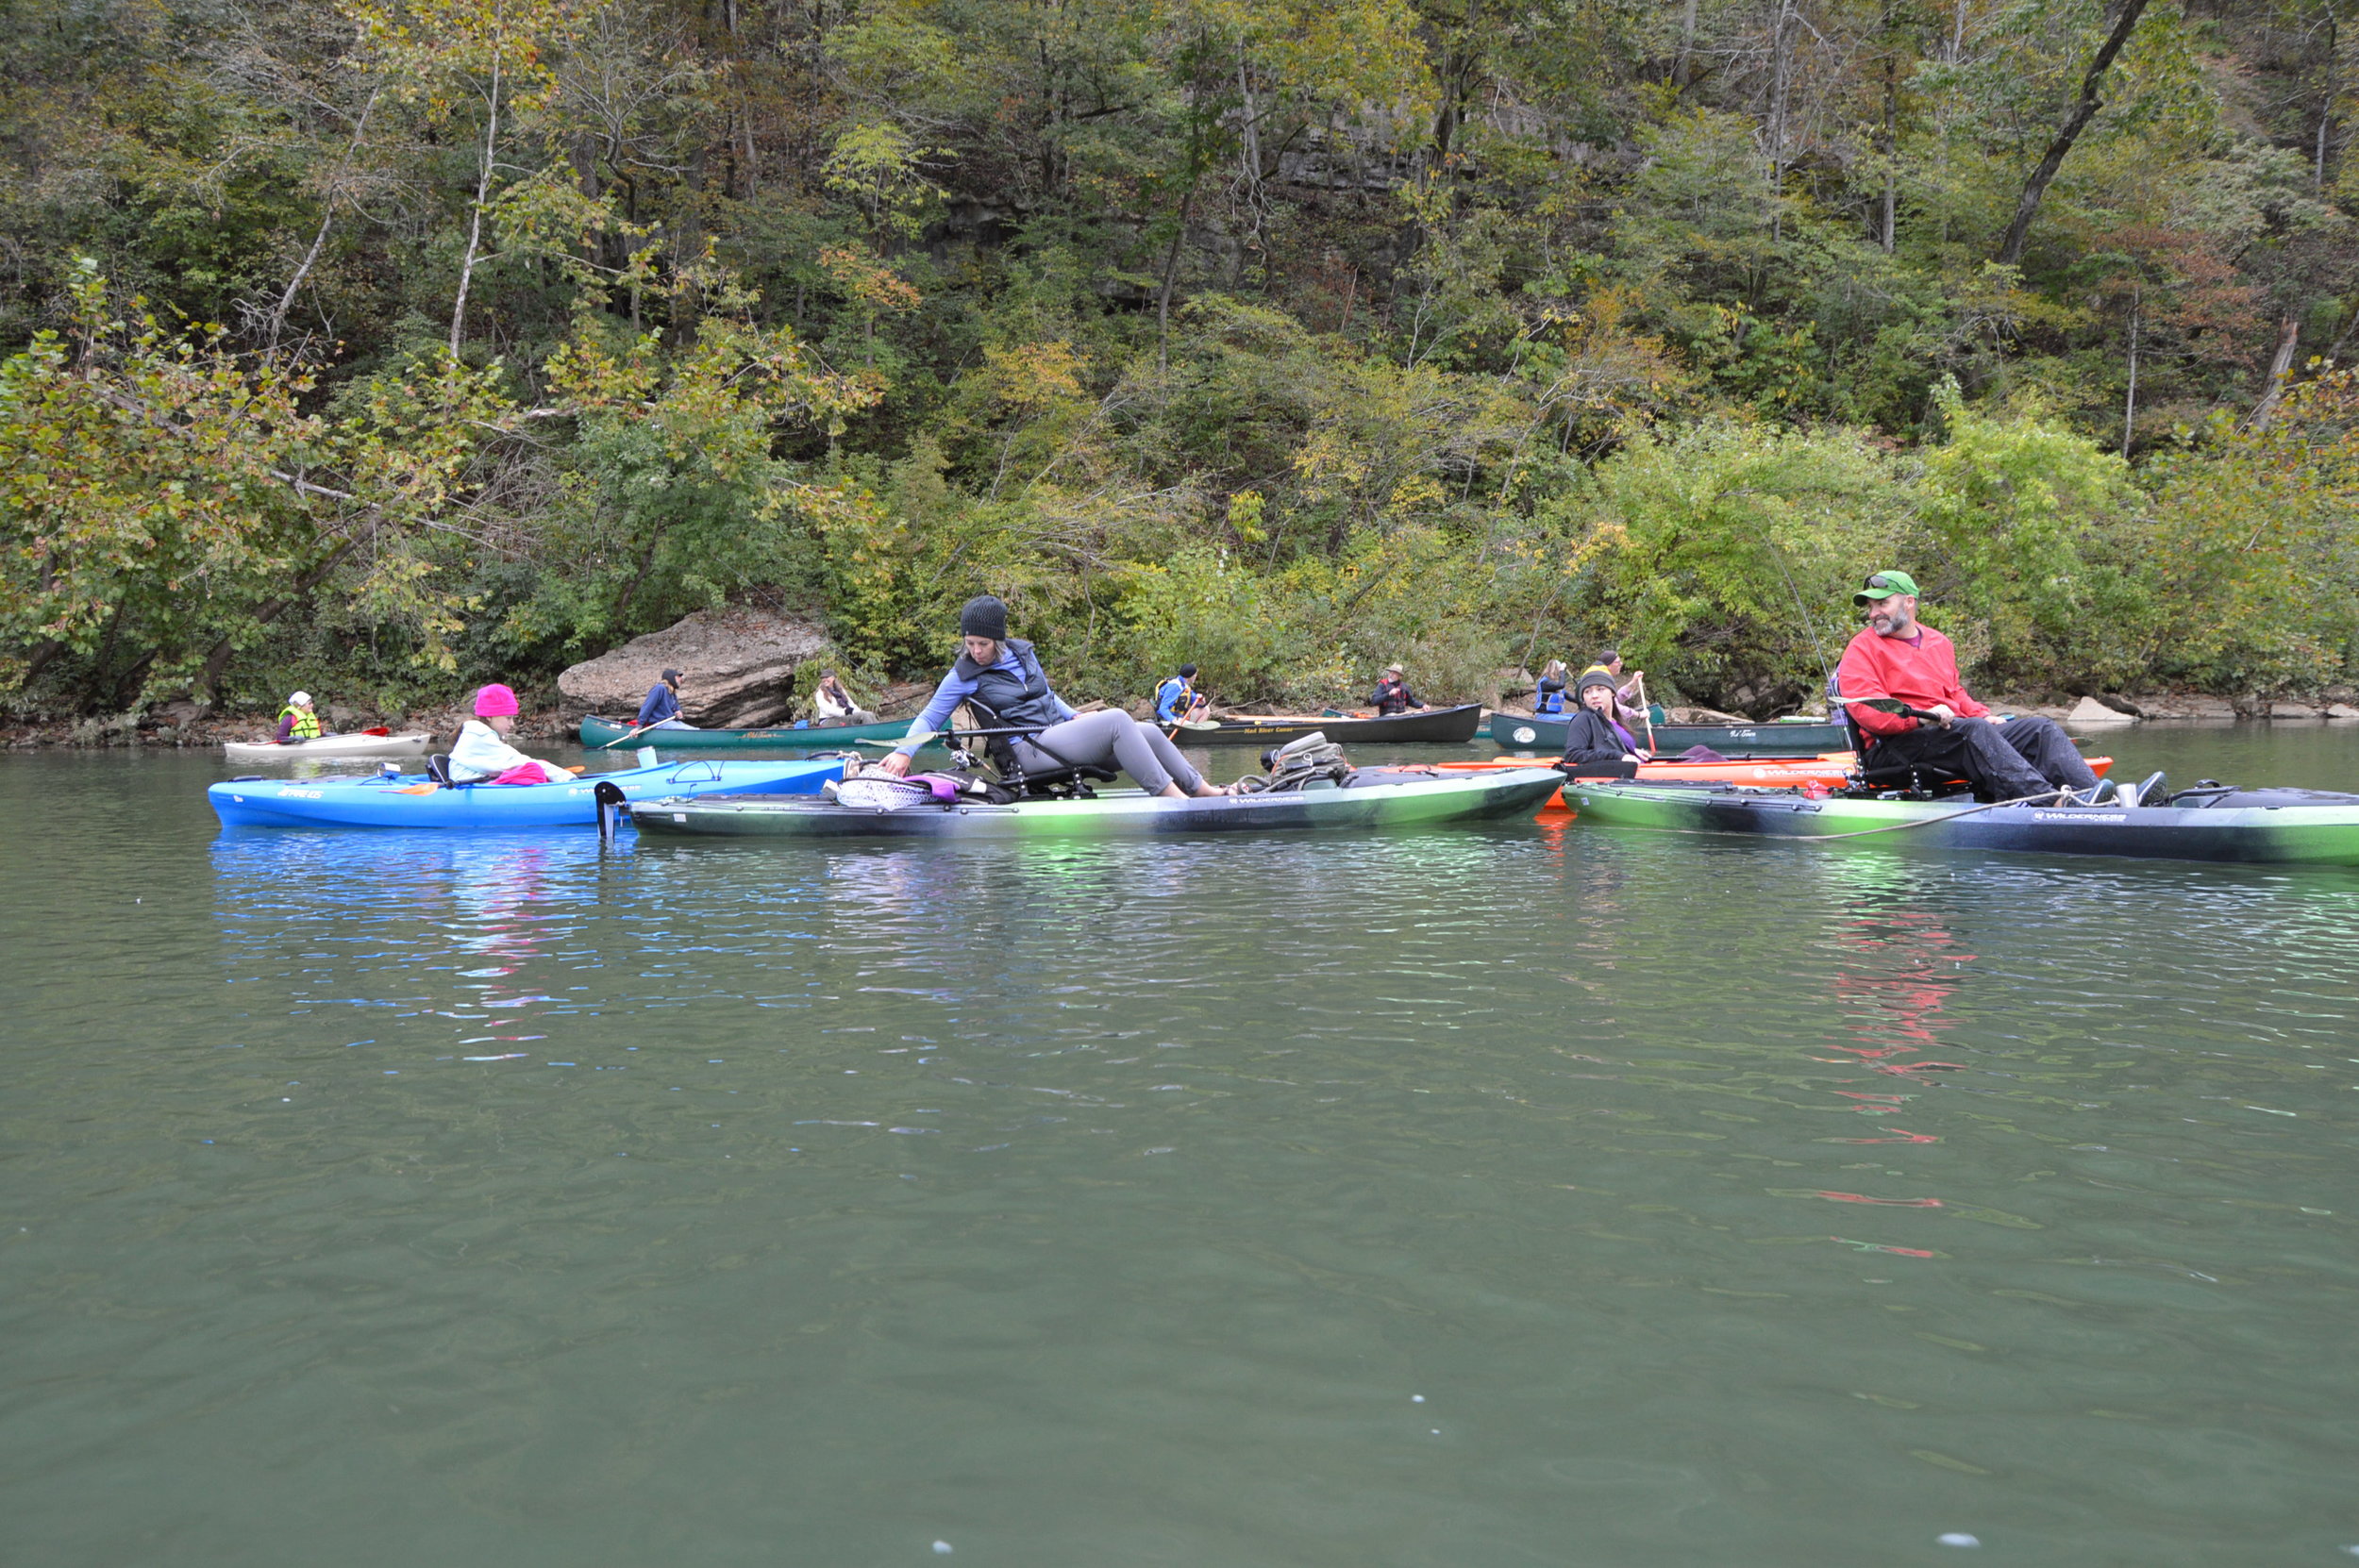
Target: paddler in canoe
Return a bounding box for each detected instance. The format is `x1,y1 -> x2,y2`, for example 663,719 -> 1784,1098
811,670 -> 874,723
1556,671 -> 1652,778
1154,663 -> 1212,726
874,596 -> 1239,797
1369,662 -> 1427,715
1840,570 -> 2102,803
451,684 -> 577,784
1531,660 -> 1571,716
633,668 -> 697,731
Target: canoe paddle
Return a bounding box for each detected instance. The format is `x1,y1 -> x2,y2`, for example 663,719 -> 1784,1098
597,722 -> 660,749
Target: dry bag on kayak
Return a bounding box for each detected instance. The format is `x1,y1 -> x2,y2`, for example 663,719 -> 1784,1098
1235,732 -> 1355,794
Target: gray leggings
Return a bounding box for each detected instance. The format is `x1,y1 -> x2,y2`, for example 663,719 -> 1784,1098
1014,709 -> 1205,793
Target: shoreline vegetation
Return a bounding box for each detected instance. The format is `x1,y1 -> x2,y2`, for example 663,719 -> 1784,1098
2,0 -> 2354,729
15,690 -> 2359,752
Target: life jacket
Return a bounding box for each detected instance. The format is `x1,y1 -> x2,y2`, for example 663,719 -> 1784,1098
1155,676 -> 1195,722
1532,680 -> 1566,716
278,705 -> 321,739
953,638 -> 1063,732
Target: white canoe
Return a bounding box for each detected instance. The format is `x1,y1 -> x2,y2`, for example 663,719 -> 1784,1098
222,731 -> 433,762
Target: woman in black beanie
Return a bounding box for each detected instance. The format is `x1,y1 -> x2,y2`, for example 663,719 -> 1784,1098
1554,671 -> 1650,778
876,596 -> 1234,796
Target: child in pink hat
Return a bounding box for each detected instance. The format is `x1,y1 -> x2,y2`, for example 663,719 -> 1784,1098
449,684 -> 572,784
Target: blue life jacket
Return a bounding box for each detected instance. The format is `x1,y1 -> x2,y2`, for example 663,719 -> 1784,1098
1155,676 -> 1195,723
954,639 -> 1064,731
1532,677 -> 1567,716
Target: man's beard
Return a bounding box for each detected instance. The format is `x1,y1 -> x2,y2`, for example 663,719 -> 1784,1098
1869,609 -> 1910,636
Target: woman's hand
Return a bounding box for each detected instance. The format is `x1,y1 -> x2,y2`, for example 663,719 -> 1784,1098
1623,753 -> 1644,764
877,750 -> 913,777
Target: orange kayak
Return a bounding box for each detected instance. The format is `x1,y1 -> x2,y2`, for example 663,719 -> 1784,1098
1433,754 -> 2113,812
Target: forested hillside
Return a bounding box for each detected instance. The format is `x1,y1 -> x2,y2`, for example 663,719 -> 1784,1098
2,0 -> 2355,718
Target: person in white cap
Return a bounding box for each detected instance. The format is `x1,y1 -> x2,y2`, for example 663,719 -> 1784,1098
274,692 -> 322,743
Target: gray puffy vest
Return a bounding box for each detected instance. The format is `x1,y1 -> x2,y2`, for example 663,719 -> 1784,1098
953,639 -> 1064,731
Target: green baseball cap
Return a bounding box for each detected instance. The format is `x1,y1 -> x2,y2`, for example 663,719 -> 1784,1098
1854,570 -> 1919,605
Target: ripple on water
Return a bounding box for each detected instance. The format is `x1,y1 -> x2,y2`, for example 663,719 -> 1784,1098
3,745 -> 2358,1564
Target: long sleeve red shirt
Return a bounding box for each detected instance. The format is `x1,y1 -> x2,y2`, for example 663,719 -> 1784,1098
1835,623 -> 1988,738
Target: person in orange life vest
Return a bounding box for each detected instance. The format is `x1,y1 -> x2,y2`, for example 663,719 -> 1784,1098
449,685 -> 573,784
1836,571 -> 2099,803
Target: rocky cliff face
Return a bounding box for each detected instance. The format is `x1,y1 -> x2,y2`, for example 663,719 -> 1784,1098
556,609 -> 830,727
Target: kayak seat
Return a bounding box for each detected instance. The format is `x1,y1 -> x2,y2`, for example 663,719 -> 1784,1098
425,754 -> 466,788
948,700 -> 1117,799
1826,673 -> 1972,798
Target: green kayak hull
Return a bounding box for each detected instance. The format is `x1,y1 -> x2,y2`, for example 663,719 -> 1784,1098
1560,781 -> 2359,866
579,714 -> 913,751
1486,713 -> 1850,756
628,767 -> 1564,841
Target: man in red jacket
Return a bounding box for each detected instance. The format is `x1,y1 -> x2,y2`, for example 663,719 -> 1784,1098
1836,570 -> 2100,802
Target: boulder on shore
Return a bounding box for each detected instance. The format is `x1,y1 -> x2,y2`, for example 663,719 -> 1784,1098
2064,695 -> 2138,726
557,609 -> 829,727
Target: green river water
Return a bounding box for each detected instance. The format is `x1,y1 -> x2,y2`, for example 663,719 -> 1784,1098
4,726 -> 2357,1566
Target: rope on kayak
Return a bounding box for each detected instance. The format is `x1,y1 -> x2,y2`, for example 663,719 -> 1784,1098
1799,786 -> 2074,841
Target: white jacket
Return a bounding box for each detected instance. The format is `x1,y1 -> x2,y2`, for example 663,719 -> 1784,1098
449,718 -> 537,781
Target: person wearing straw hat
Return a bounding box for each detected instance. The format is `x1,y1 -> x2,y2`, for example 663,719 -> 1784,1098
1368,663 -> 1426,715
450,684 -> 573,784
272,692 -> 322,743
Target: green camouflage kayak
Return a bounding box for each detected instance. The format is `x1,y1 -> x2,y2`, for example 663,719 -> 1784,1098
623,766 -> 1564,841
1560,780 -> 2359,866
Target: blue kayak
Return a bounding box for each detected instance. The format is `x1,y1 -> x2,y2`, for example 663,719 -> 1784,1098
209,758 -> 844,829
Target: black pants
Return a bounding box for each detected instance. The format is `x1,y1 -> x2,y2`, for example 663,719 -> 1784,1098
1865,715 -> 2096,801
1559,757 -> 1638,779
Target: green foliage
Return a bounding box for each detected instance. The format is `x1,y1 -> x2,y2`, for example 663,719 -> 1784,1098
1914,380 -> 2153,691
0,0 -> 2353,718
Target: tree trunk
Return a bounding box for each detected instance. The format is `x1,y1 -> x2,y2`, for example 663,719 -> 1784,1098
450,38 -> 506,359
1992,0 -> 2153,268
1879,37 -> 1899,253
2248,315 -> 2304,430
1766,0 -> 1798,242
1156,177 -> 1197,374
1676,0 -> 1699,88
267,89 -> 379,351
195,544 -> 356,705
2122,286 -> 2139,457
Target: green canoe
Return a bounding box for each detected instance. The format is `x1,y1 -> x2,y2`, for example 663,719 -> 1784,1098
625,766 -> 1564,841
579,713 -> 915,751
1560,780 -> 2359,866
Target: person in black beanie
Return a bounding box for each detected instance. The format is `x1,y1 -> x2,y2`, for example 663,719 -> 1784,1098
1554,671 -> 1649,777
875,595 -> 1236,797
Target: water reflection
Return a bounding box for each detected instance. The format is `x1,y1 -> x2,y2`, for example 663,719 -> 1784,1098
6,743 -> 2359,1564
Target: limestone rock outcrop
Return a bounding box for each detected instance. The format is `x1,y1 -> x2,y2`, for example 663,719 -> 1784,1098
2064,695 -> 2138,726
558,609 -> 830,727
